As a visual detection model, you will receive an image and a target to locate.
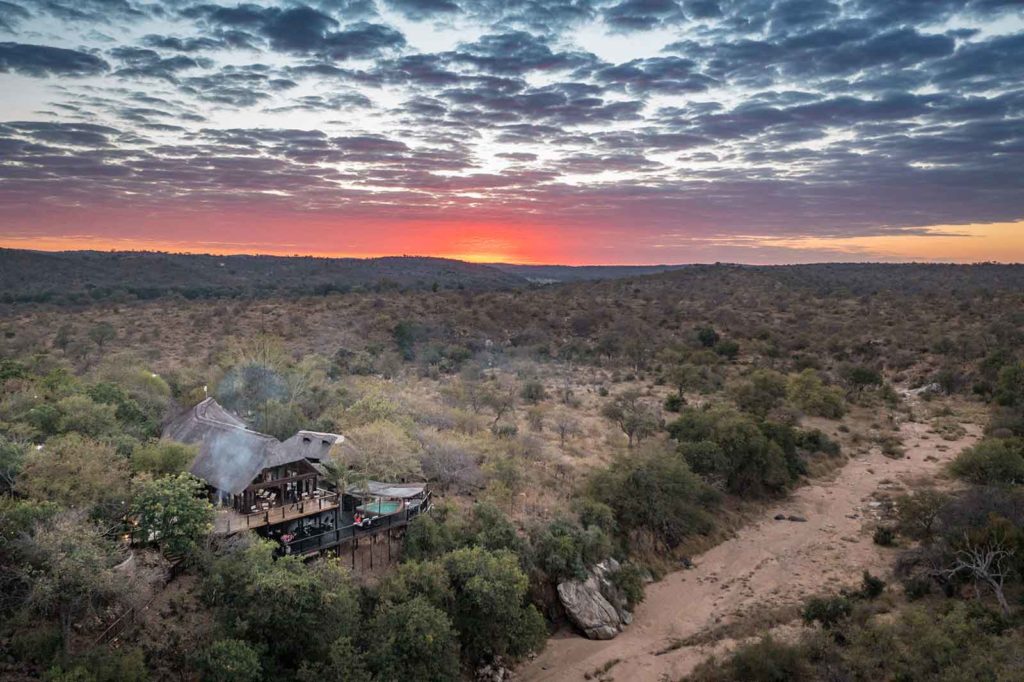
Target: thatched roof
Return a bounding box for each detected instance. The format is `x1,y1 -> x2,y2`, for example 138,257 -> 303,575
162,398 -> 346,495
274,430 -> 348,466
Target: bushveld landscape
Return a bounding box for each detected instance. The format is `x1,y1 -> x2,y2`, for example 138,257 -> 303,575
2,257 -> 1024,681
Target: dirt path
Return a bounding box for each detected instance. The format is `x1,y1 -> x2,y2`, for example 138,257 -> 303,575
519,416 -> 981,682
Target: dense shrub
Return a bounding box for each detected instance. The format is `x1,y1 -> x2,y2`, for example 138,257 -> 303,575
786,369 -> 845,418
588,444 -> 718,551
529,517 -> 611,582
949,438 -> 1024,485
130,473 -> 213,556
202,538 -> 359,671
689,636 -> 809,682
729,369 -> 787,417
198,639 -> 262,682
802,595 -> 853,629
442,547 -> 548,664
367,597 -> 460,682
520,380 -> 548,404
873,525 -> 897,547
669,408 -> 798,497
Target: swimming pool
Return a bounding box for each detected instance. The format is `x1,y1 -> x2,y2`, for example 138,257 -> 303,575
357,500 -> 402,515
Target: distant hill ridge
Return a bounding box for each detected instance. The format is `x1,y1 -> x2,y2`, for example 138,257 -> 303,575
0,249 -> 690,306
3,249 -> 1021,308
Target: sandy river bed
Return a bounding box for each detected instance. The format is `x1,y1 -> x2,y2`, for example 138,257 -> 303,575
519,415 -> 981,681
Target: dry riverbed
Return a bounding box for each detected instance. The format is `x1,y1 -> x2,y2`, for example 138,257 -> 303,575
519,410 -> 981,682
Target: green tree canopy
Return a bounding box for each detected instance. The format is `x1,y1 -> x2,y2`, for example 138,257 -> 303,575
367,597 -> 460,681
130,473 -> 213,556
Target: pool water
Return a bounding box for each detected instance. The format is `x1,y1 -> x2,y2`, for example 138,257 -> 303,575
357,500 -> 401,515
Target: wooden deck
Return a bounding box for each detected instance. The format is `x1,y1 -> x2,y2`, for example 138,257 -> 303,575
213,492 -> 340,534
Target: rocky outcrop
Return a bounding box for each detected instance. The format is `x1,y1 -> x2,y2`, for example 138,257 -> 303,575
556,558 -> 633,640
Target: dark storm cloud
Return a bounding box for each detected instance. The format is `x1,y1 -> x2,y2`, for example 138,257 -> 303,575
0,1 -> 31,32
21,0 -> 149,22
5,120 -> 119,146
142,35 -> 212,52
435,0 -> 599,33
603,0 -> 685,32
440,79 -> 643,127
110,46 -> 209,81
264,92 -> 372,113
445,31 -> 598,75
383,0 -> 461,20
594,56 -> 716,94
181,3 -> 405,59
180,64 -> 294,106
0,42 -> 108,76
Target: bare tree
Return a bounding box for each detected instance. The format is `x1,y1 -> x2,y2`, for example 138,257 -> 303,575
943,529 -> 1015,615
552,408 -> 581,448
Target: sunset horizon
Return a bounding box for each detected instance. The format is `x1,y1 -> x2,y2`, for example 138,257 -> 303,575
3,218 -> 1024,266
1,0 -> 1021,263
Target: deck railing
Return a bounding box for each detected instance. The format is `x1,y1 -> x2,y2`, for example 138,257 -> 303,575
285,492 -> 432,556
221,491 -> 341,533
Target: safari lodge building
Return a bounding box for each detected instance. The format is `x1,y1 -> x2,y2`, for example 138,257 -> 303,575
162,398 -> 430,560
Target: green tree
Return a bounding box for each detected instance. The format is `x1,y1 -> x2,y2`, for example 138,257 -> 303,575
377,559 -> 454,610
55,395 -> 118,438
995,362 -> 1024,407
203,539 -> 358,671
665,362 -> 702,398
696,326 -> 720,348
198,639 -> 262,682
840,364 -> 883,398
402,513 -> 456,562
19,512 -> 132,653
520,380 -> 548,404
53,323 -> 75,352
601,389 -> 660,447
130,441 -> 196,476
786,369 -> 845,418
896,488 -> 949,541
368,597 -> 460,681
18,434 -> 130,514
297,637 -> 367,682
88,321 -> 116,350
0,436 -> 26,493
442,547 -> 547,664
730,369 -> 787,417
588,444 -> 718,551
669,408 -> 795,497
130,474 -> 213,556
949,438 -> 1024,485
530,517 -> 611,582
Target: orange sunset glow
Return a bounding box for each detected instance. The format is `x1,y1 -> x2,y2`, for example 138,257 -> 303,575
0,0 -> 1021,263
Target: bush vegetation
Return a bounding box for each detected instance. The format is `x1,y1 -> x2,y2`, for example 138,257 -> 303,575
2,262 -> 1022,679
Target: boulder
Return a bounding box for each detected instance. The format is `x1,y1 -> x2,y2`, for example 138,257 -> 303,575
557,558 -> 633,640
476,658 -> 513,682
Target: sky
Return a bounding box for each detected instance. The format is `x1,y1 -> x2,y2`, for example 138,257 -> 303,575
0,0 -> 1022,265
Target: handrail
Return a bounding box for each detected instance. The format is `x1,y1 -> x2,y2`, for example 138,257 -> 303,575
224,491 -> 341,533
284,493 -> 432,555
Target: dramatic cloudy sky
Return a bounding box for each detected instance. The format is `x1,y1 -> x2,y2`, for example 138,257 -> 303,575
0,0 -> 1022,263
